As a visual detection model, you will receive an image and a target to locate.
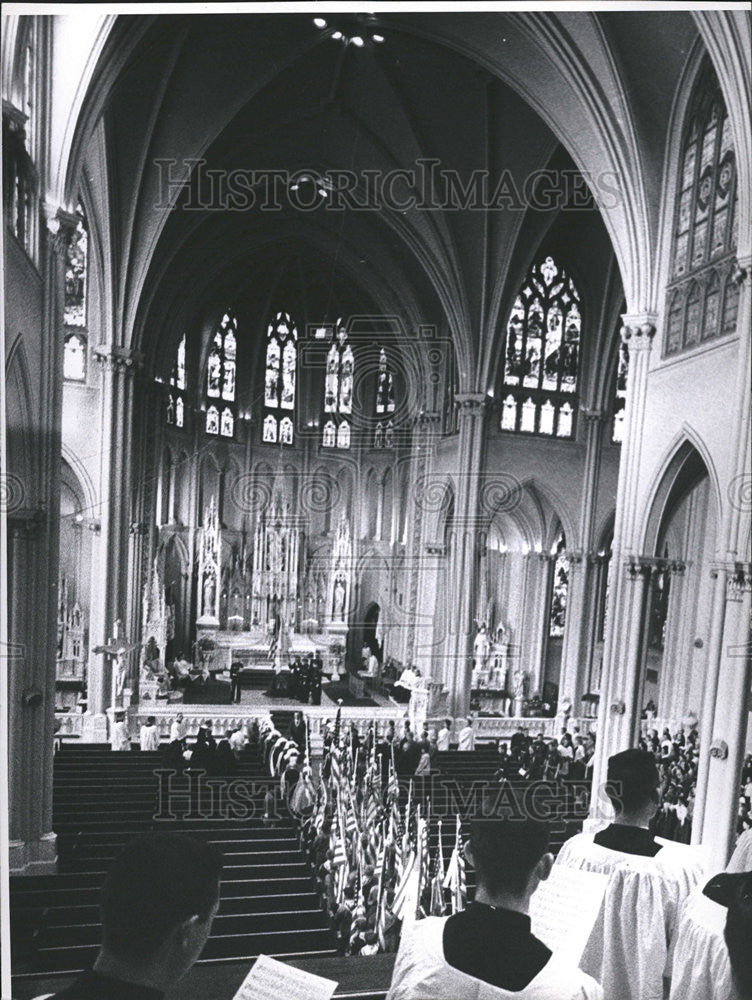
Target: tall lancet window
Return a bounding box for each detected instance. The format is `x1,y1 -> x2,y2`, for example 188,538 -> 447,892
206,310 -> 237,437
374,347 -> 396,448
322,319 -> 353,449
501,256 -> 581,438
262,311 -> 297,444
549,533 -> 569,637
63,203 -> 88,381
665,59 -> 738,356
612,341 -> 629,444
167,335 -> 186,427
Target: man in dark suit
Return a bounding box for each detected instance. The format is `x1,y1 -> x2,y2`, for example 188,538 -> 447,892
310,653 -> 323,705
43,833 -> 222,999
229,660 -> 243,704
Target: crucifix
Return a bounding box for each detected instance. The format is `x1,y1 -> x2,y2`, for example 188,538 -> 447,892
93,618 -> 140,712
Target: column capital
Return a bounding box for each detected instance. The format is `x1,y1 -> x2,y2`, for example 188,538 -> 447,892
44,204 -> 78,257
456,392 -> 488,415
620,314 -> 658,349
732,255 -> 751,286
625,554 -> 687,579
579,407 -> 607,424
93,345 -> 144,374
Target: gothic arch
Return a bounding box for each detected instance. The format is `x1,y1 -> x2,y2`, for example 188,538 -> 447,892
61,444 -> 97,518
641,431 -> 720,557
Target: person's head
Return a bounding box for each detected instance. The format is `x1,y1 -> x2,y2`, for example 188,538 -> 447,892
704,871 -> 752,998
147,716 -> 156,727
466,815 -> 553,908
97,833 -> 222,987
605,748 -> 660,824
176,713 -> 183,723
444,719 -> 451,730
293,711 -> 301,723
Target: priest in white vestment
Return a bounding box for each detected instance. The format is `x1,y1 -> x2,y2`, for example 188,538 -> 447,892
669,829 -> 752,1000
386,815 -> 602,1000
556,748 -> 706,1000
458,719 -> 476,751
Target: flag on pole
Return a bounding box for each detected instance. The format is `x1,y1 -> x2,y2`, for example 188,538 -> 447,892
430,818 -> 447,916
443,814 -> 467,913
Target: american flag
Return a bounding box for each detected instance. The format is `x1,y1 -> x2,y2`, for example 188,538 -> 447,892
430,818 -> 448,916
443,814 -> 467,913
416,804 -> 430,918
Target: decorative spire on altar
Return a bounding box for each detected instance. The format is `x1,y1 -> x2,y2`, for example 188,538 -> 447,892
327,512 -> 352,631
197,495 -> 222,629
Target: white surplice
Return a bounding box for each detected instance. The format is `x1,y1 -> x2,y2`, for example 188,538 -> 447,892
385,916 -> 603,1000
555,832 -> 707,1000
669,828 -> 752,1000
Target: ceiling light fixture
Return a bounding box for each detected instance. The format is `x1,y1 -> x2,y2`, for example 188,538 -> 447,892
372,33 -> 384,43
313,17 -> 327,29
351,36 -> 364,47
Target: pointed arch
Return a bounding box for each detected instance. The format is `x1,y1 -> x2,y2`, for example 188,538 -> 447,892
640,428 -> 721,556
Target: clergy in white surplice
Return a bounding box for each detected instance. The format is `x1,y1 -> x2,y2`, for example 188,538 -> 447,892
386,816 -> 602,1000
555,749 -> 707,1000
669,829 -> 752,1000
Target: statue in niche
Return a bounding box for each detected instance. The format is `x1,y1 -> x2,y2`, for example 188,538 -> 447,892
203,573 -> 216,617
473,622 -> 490,669
333,575 -> 346,620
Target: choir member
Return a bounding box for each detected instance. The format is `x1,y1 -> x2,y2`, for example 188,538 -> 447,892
556,748 -> 706,1000
386,816 -> 602,999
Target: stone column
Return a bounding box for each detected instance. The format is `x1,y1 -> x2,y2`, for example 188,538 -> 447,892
407,412 -> 442,676
84,345 -> 142,739
525,552 -> 553,695
559,410 -> 608,710
589,317 -> 657,806
444,394 -> 487,717
8,209 -> 76,873
698,568 -> 752,870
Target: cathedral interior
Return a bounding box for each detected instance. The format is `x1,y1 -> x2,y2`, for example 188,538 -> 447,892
1,7 -> 750,993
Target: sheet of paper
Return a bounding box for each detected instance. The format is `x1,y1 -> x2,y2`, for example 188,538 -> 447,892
530,864 -> 609,960
232,954 -> 338,1000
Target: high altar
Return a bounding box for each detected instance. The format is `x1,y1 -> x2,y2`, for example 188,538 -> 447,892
188,494 -> 352,675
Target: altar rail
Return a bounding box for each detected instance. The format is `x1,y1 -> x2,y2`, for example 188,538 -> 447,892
128,704 -> 407,743
423,716 -> 598,741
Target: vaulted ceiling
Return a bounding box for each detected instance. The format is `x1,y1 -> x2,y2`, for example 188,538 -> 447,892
66,11 -> 717,389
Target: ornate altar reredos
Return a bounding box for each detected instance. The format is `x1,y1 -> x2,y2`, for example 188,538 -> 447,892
251,489 -> 301,630
139,560 -> 174,701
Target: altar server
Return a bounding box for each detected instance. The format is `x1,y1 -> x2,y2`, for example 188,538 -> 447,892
386,816 -> 603,999
556,748 -> 706,1000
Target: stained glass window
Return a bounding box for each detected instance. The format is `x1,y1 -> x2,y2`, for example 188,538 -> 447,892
664,58 -> 739,357
166,334 -> 186,427
549,533 -> 569,637
612,342 -> 629,444
262,311 -> 297,444
63,333 -> 86,381
501,256 -> 581,437
373,347 -> 396,446
322,319 -> 353,448
64,205 -> 87,328
206,310 -> 237,436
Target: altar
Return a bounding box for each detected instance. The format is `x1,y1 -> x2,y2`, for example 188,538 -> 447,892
196,627 -> 343,677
